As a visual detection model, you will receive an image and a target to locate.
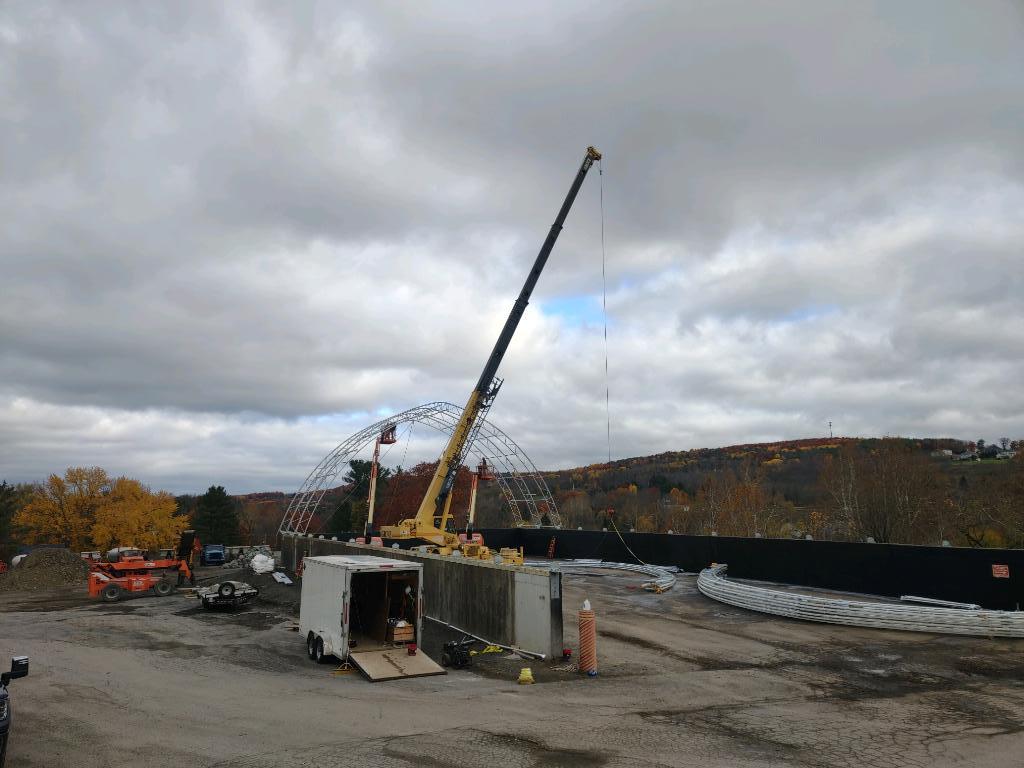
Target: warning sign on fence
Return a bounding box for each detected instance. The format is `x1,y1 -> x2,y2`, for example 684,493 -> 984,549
992,564 -> 1010,579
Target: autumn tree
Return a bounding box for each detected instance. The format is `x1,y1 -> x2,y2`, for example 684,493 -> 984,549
820,440 -> 944,543
235,498 -> 284,545
719,459 -> 769,536
91,478 -> 185,551
15,467 -> 110,550
663,487 -> 703,534
193,486 -> 240,545
372,461 -> 476,529
557,490 -> 593,529
695,470 -> 732,534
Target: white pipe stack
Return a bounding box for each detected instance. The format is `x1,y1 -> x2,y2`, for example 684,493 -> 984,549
698,564 -> 1024,638
528,559 -> 677,593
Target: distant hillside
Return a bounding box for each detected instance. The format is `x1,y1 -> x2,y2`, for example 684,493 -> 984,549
211,436 -> 1022,547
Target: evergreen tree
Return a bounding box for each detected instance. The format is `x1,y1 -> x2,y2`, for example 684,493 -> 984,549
193,485 -> 239,544
0,481 -> 27,560
328,499 -> 354,534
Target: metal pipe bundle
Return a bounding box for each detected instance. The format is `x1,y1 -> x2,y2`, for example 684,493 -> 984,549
698,564 -> 1024,638
528,559 -> 678,593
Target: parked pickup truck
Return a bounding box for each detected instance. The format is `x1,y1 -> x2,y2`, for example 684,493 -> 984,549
1,656 -> 29,768
201,544 -> 226,566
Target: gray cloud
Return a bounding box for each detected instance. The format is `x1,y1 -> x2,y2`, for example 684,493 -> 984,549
2,1 -> 1023,493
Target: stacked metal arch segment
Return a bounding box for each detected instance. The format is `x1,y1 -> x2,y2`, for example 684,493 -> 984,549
529,559 -> 678,593
697,564 -> 1024,638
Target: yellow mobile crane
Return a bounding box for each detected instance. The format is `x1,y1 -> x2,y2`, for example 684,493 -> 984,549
380,146 -> 602,562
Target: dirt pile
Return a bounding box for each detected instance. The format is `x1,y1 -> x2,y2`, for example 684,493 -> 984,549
0,548 -> 90,591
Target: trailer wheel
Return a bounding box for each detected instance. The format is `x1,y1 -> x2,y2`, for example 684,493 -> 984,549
101,583 -> 123,602
153,579 -> 175,597
441,652 -> 452,668
307,633 -> 317,660
314,636 -> 325,664
218,582 -> 236,598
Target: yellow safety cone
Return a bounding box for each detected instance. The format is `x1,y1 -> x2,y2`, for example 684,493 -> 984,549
518,667 -> 535,685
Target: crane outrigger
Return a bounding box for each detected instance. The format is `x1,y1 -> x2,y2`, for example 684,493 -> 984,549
380,146 -> 602,562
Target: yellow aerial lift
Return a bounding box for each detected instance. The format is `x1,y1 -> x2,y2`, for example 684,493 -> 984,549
380,146 -> 602,563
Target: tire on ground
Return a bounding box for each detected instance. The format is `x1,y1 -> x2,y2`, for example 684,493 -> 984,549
217,582 -> 236,598
315,636 -> 326,663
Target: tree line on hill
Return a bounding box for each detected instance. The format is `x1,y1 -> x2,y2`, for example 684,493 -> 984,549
3,436 -> 1022,558
0,469 -> 275,560
531,437 -> 1024,547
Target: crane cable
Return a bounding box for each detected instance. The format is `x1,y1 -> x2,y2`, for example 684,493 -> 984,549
599,159 -> 611,465
599,161 -> 641,565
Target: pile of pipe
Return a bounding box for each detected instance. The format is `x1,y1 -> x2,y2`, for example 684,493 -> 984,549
698,564 -> 1024,638
528,559 -> 677,593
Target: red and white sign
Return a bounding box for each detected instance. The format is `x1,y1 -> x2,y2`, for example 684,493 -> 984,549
992,564 -> 1010,579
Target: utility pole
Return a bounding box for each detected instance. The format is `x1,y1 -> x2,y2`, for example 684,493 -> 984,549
828,421 -> 833,439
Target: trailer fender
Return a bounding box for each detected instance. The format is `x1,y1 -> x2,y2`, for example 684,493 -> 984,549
319,633 -> 334,657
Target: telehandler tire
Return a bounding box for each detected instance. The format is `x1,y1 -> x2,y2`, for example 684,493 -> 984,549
101,584 -> 123,602
153,579 -> 174,597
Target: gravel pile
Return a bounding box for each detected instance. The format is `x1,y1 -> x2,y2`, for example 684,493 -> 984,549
0,548 -> 90,591
245,571 -> 300,614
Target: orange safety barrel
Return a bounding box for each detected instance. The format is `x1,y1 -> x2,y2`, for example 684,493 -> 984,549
578,606 -> 597,676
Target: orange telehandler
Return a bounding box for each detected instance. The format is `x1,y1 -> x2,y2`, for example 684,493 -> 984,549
88,530 -> 198,601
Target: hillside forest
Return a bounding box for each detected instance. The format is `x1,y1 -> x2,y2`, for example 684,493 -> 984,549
3,437 -> 1023,558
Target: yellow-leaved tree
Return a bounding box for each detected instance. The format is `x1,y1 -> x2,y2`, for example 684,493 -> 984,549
15,467 -> 186,552
92,478 -> 185,552
15,467 -> 110,550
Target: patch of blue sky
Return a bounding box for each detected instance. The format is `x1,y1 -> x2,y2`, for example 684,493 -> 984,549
779,303 -> 841,323
540,294 -> 606,327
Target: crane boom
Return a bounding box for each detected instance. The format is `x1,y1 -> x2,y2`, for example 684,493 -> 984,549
389,146 -> 601,544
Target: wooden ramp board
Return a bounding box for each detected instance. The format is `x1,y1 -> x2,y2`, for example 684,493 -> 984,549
349,649 -> 447,682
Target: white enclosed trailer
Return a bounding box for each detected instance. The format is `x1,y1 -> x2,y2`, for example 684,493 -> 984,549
299,555 -> 444,681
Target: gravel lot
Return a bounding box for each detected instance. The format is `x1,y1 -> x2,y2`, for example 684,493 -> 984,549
2,565 -> 1023,767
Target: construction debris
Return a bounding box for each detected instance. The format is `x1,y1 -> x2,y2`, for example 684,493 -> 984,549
0,549 -> 90,591
223,545 -> 276,573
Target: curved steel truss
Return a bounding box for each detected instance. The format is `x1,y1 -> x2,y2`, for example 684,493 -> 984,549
279,401 -> 560,534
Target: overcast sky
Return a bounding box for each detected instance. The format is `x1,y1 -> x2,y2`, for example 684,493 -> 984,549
2,2 -> 1023,495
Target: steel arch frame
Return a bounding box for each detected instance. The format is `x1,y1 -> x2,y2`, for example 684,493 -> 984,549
279,401 -> 560,534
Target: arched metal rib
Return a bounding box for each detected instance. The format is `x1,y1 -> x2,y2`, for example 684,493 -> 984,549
279,401 -> 560,533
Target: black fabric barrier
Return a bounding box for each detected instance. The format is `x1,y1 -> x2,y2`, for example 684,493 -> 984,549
476,528 -> 1024,611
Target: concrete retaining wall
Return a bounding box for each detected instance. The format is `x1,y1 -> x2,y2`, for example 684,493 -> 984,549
281,533 -> 562,657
